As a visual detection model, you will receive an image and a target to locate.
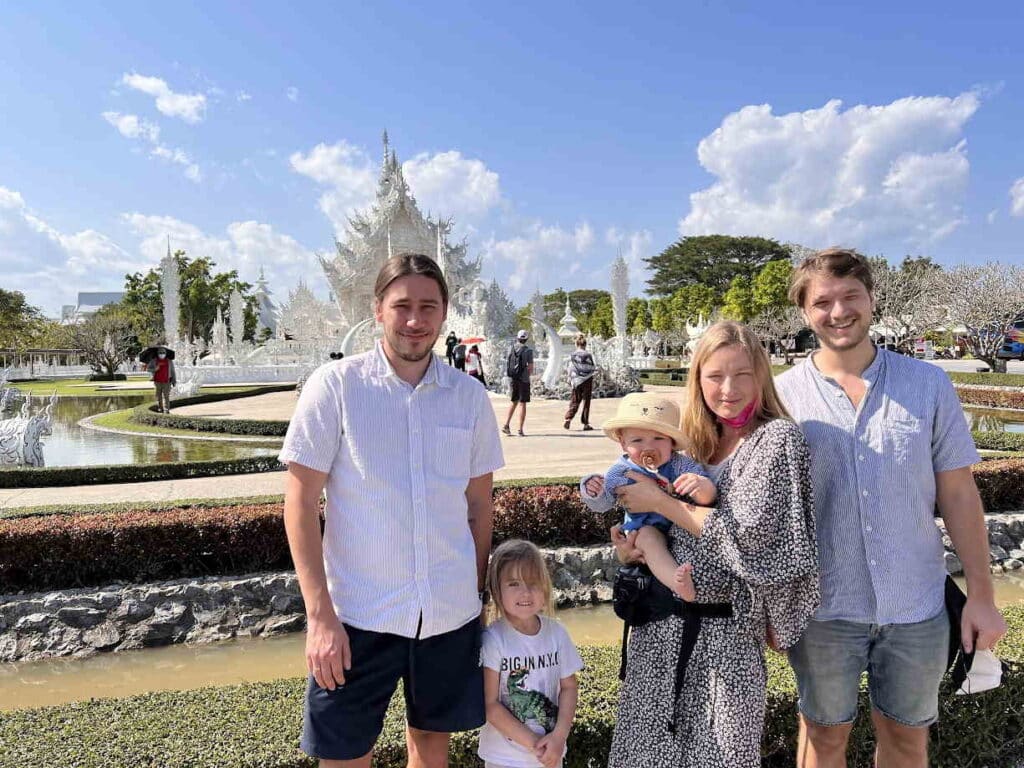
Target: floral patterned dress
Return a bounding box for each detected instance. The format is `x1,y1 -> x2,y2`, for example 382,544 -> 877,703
607,418 -> 819,768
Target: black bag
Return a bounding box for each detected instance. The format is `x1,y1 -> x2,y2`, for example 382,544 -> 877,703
506,345 -> 524,378
612,564 -> 682,626
944,575 -> 974,689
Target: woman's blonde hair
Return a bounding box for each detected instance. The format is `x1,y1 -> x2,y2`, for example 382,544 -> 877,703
486,539 -> 555,623
682,321 -> 791,464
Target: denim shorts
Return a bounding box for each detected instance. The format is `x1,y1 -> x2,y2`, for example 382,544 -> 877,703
787,609 -> 949,728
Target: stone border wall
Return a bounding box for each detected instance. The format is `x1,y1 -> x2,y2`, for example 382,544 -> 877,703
3,516 -> 1022,664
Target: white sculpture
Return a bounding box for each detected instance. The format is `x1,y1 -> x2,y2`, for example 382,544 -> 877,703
611,254 -> 629,362
253,267 -> 279,337
685,315 -> 712,354
0,392 -> 55,467
160,238 -> 180,348
556,298 -> 580,339
229,289 -> 246,348
527,316 -> 564,390
174,371 -> 204,398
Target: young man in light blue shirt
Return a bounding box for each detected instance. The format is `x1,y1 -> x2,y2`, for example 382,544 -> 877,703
775,248 -> 1006,768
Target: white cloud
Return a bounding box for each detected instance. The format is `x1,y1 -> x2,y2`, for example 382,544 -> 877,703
290,141 -> 378,231
236,90 -> 252,102
483,221 -> 598,291
402,151 -> 502,223
102,111 -> 201,183
0,186 -> 148,313
286,86 -> 299,102
1011,178 -> 1024,218
123,213 -> 320,300
102,111 -> 160,143
121,72 -> 207,124
679,93 -> 980,249
987,209 -> 998,224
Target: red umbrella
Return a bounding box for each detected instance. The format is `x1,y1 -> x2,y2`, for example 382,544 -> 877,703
461,336 -> 486,345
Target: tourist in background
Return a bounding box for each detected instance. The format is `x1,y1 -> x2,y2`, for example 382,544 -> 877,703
586,321 -> 819,768
453,340 -> 467,371
563,333 -> 596,431
146,347 -> 176,413
280,253 -> 504,768
777,248 -> 1006,768
465,344 -> 486,386
502,330 -> 534,437
445,330 -> 459,366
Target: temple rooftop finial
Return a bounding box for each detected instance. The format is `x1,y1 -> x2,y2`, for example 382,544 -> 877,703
382,129 -> 389,165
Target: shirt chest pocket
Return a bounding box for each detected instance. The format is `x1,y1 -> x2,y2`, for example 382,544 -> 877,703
434,426 -> 473,480
883,413 -> 925,466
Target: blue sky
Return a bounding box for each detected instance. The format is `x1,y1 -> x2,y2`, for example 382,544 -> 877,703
1,0 -> 1022,316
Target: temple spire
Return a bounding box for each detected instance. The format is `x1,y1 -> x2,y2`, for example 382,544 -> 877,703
382,129 -> 389,167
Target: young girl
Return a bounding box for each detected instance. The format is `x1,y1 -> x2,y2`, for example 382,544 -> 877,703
479,540 -> 584,768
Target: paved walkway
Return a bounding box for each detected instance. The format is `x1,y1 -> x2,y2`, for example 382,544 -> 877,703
0,385 -> 683,510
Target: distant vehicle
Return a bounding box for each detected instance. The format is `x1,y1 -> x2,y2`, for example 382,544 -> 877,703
996,320 -> 1024,361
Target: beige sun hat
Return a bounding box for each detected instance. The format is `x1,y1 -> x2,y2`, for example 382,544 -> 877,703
602,392 -> 687,450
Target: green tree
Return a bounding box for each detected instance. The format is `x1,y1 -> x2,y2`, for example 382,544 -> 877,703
588,294 -> 615,338
720,275 -> 756,322
121,251 -> 258,345
0,288 -> 45,348
649,298 -> 674,333
66,304 -> 136,377
752,259 -> 793,314
645,235 -> 791,296
670,284 -> 719,325
628,297 -> 650,334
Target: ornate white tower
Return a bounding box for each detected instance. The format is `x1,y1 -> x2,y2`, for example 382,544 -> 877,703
160,237 -> 180,346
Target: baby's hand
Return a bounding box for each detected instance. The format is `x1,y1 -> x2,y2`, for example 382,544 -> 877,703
673,473 -> 716,504
583,474 -> 605,498
674,562 -> 696,601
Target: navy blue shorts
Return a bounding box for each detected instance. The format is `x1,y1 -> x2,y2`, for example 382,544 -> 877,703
301,618 -> 484,761
510,380 -> 531,403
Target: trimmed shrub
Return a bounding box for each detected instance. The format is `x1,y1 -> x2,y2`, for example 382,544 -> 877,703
0,456 -> 283,489
0,504 -> 292,592
949,371 -> 1024,388
972,458 -> 1024,512
972,430 -> 1024,453
3,464 -> 1024,592
957,386 -> 1024,410
86,373 -> 127,381
132,384 -> 296,436
1,607 -> 1022,768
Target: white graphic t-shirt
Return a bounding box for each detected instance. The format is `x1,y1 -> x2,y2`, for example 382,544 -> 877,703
478,616 -> 585,768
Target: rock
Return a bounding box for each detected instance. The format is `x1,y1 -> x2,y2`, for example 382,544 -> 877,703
944,552 -> 963,575
990,532 -> 1016,550
192,607 -> 229,627
592,584 -> 613,602
238,612 -> 267,630
112,598 -> 154,623
15,613 -> 52,632
588,569 -> 605,585
56,606 -> 106,629
990,564 -> 1005,574
262,614 -> 305,636
1004,558 -> 1023,571
1009,549 -> 1024,561
941,534 -> 954,550
552,568 -> 581,590
270,594 -> 303,613
0,633 -> 18,662
82,623 -> 122,650
989,545 -> 1009,562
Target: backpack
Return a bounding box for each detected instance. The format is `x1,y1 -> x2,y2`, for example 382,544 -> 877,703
506,345 -> 525,378
453,344 -> 466,364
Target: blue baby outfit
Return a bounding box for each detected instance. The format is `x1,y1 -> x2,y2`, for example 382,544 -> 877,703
587,453 -> 709,532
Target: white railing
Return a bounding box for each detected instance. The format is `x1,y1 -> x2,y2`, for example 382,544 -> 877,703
176,364 -> 308,384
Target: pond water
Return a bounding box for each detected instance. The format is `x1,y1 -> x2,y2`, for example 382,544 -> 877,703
963,406 -> 1024,434
2,395 -> 279,467
3,574 -> 1022,712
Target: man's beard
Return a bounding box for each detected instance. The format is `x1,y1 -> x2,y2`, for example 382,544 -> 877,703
384,327 -> 439,362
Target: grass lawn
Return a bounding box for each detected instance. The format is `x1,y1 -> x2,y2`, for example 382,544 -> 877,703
89,407 -> 284,442
9,378 -> 263,397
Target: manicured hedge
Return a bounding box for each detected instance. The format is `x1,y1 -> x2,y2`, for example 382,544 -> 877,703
957,386 -> 1024,411
2,607 -> 1022,768
949,371 -> 1024,387
0,455 -> 283,489
132,384 -> 296,437
972,458 -> 1024,512
0,481 -> 613,592
972,430 -> 1024,453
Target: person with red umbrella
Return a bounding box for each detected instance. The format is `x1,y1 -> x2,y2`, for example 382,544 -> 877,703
464,340 -> 486,386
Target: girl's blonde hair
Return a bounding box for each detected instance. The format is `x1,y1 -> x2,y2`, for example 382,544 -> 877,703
682,321 -> 791,464
486,539 -> 555,622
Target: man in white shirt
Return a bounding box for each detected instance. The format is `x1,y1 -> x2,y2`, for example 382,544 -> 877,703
279,254 -> 505,768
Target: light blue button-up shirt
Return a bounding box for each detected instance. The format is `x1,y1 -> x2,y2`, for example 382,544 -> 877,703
775,349 -> 979,625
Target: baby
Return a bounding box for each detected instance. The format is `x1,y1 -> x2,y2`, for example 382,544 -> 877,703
581,393 -> 716,599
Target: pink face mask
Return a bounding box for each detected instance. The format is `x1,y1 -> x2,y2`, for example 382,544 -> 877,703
717,399 -> 758,429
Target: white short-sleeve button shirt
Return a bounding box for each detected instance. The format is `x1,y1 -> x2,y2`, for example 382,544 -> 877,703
279,342 -> 505,639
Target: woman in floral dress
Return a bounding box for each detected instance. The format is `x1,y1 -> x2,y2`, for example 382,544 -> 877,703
585,321 -> 819,768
